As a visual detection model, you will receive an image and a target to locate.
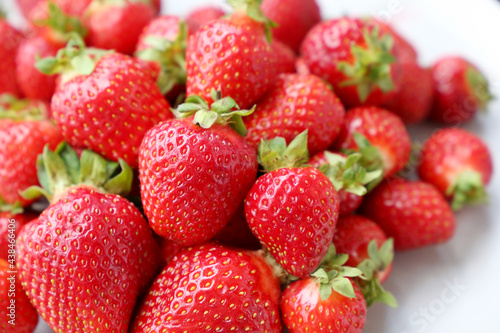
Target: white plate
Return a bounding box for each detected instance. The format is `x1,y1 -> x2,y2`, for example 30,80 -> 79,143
2,0 -> 498,332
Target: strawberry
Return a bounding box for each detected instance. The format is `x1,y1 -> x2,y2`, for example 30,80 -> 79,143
17,0 -> 44,18
185,6 -> 225,32
213,204 -> 262,250
84,0 -> 156,55
430,56 -> 492,124
381,62 -> 433,124
139,92 -> 258,245
244,73 -> 346,155
418,128 -> 493,210
0,16 -> 23,97
157,237 -> 184,268
0,93 -> 51,118
361,178 -> 456,250
37,36 -> 172,168
26,0 -> 92,26
0,211 -> 37,262
0,259 -> 39,333
245,132 -> 340,278
130,243 -> 283,332
301,17 -> 402,107
186,0 -> 278,109
272,40 -> 296,74
295,57 -> 310,75
371,19 -> 418,63
333,106 -> 412,178
261,0 -> 321,53
17,143 -> 160,333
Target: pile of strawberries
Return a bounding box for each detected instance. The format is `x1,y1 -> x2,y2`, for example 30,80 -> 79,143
0,0 -> 494,332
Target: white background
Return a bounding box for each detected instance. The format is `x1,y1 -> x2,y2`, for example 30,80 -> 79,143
1,0 -> 499,332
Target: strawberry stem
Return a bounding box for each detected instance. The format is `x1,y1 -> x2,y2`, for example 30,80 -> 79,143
0,95 -> 50,122
258,130 -> 310,172
226,0 -> 277,43
466,66 -> 493,111
447,169 -> 488,210
38,1 -> 88,38
0,198 -> 23,215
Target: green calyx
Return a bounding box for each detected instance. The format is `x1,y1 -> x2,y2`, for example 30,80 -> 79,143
0,95 -> 49,122
0,8 -> 6,19
172,88 -> 256,137
258,130 -> 309,172
356,239 -> 397,307
226,0 -> 277,43
338,27 -> 395,103
135,21 -> 188,95
466,67 -> 493,111
447,169 -> 488,210
319,152 -> 383,196
37,1 -> 88,38
0,198 -> 23,215
21,142 -> 133,203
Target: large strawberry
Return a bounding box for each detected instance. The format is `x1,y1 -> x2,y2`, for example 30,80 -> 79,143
244,73 -> 346,155
0,15 -> 23,97
0,211 -> 37,261
185,5 -> 225,32
186,0 -> 278,109
17,143 -> 160,333
130,243 -> 283,332
37,35 -> 172,168
418,128 -> 493,210
361,178 -> 456,250
139,92 -> 258,245
430,56 -> 492,124
245,131 -> 340,278
301,17 -> 402,107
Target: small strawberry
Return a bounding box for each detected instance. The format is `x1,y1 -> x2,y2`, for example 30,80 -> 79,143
130,243 -> 283,332
139,91 -> 258,245
37,35 -> 172,168
0,15 -> 23,97
301,17 -> 402,107
17,143 -> 160,333
333,106 -> 412,178
430,56 -> 492,124
185,6 -> 225,32
244,73 -> 346,155
418,128 -> 493,210
361,178 -> 456,250
186,0 -> 278,109
272,40 -> 296,74
261,0 -> 321,53
0,259 -> 39,333
245,131 -> 340,278
0,211 -> 37,261
213,204 -> 262,250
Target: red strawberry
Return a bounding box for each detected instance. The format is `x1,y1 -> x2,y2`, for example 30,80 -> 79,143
0,259 -> 39,333
245,132 -> 340,278
130,243 -> 283,332
245,73 -> 345,155
84,0 -> 155,55
261,0 -> 321,53
0,211 -> 37,262
382,62 -> 433,124
17,0 -> 44,18
185,6 -> 225,32
301,17 -> 402,107
139,93 -> 258,245
418,128 -> 493,210
157,237 -> 184,269
272,40 -> 296,74
0,16 -> 23,97
17,144 -> 160,333
430,56 -> 492,124
333,106 -> 412,178
38,36 -> 172,168
213,204 -> 262,250
295,57 -> 310,75
186,0 -> 278,109
361,178 -> 456,250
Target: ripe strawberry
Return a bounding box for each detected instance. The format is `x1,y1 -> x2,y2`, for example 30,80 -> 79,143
38,36 -> 172,168
0,211 -> 37,261
382,62 -> 433,124
430,56 -> 492,123
301,17 -> 402,107
186,0 -> 278,109
361,178 -> 456,250
213,204 -> 262,250
261,0 -> 321,53
244,73 -> 345,155
185,6 -> 225,32
139,92 -> 258,245
130,243 -> 283,332
17,0 -> 44,18
84,0 -> 156,55
245,132 -> 340,278
0,259 -> 39,333
272,40 -> 296,74
418,128 -> 493,210
333,106 -> 412,178
17,144 -> 160,333
0,16 -> 23,97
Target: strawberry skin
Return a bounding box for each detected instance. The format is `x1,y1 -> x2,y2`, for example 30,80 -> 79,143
272,40 -> 296,74
17,186 -> 160,333
0,212 -> 37,261
135,15 -> 186,52
51,52 -> 172,168
281,277 -> 366,333
0,259 -> 39,333
361,178 -> 456,250
185,6 -> 225,32
139,118 -> 258,246
130,244 -> 283,332
0,18 -> 23,97
245,167 -> 340,278
245,74 -> 345,155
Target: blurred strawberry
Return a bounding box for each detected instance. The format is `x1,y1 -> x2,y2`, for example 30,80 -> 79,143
185,5 -> 225,32
371,19 -> 418,63
0,211 -> 37,261
0,16 -> 23,97
272,40 -> 296,74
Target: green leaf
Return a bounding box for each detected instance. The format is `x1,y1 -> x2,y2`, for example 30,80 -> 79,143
211,97 -> 238,113
103,159 -> 133,196
448,169 -> 488,210
375,290 -> 398,308
70,54 -> 96,75
80,150 -> 112,187
331,277 -> 356,298
379,238 -> 394,268
35,57 -> 61,75
258,130 -> 309,172
338,266 -> 363,278
193,110 -> 219,129
319,283 -> 333,301
176,103 -> 203,114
